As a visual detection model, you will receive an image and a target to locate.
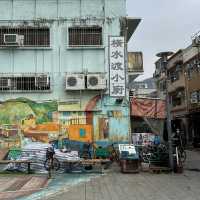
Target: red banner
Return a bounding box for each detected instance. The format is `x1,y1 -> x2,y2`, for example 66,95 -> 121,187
131,98 -> 166,119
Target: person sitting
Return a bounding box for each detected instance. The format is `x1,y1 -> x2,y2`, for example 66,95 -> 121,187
46,143 -> 55,160
82,141 -> 92,159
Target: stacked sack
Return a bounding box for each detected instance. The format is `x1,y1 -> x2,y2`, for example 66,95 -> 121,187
20,142 -> 49,173
6,141 -> 81,173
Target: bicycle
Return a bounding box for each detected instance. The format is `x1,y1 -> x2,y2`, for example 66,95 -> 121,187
177,145 -> 186,163
44,147 -> 60,175
107,143 -> 119,162
172,130 -> 186,163
140,144 -> 169,166
44,156 -> 60,171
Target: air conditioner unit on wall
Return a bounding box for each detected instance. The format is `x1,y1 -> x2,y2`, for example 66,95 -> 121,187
190,91 -> 198,104
65,74 -> 85,90
35,75 -> 50,89
4,34 -> 24,46
87,73 -> 107,90
0,77 -> 11,89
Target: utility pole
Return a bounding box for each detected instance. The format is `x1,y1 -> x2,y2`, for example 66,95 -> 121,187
156,51 -> 174,170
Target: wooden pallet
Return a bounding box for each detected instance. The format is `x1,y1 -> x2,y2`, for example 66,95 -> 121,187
0,160 -> 33,174
149,166 -> 171,174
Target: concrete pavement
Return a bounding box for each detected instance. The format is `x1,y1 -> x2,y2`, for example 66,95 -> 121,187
45,150 -> 200,200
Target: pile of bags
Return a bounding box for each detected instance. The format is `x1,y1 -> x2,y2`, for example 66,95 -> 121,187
6,140 -> 81,173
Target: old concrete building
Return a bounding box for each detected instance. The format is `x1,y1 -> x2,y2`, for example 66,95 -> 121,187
154,57 -> 168,100
129,78 -> 157,98
154,36 -> 200,146
0,0 -> 141,148
183,44 -> 200,145
166,49 -> 189,143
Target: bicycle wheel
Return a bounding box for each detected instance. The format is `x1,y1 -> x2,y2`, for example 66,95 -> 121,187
44,159 -> 52,171
179,151 -> 186,163
53,157 -> 60,171
44,158 -> 60,171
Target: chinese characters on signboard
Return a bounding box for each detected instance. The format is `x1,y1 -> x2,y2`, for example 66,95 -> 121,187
109,36 -> 126,97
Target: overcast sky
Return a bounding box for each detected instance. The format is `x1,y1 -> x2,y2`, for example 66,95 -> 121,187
126,0 -> 200,80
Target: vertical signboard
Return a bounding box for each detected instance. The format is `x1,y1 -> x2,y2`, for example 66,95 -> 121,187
109,36 -> 126,97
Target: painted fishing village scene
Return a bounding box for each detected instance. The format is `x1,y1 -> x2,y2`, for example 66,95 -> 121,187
0,0 -> 200,199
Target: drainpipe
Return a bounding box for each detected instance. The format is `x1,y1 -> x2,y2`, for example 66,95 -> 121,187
184,67 -> 189,144
124,19 -> 131,144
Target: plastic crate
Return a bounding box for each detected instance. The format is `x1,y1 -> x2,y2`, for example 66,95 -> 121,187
95,147 -> 110,159
8,148 -> 22,160
120,159 -> 139,173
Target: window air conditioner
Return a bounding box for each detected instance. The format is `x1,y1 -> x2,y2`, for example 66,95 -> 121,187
35,75 -> 50,89
0,77 -> 11,89
4,34 -> 24,46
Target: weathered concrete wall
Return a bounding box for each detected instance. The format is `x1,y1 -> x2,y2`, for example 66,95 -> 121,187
0,0 -> 129,146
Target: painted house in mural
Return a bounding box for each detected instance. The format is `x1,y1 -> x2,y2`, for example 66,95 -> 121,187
0,0 -> 141,148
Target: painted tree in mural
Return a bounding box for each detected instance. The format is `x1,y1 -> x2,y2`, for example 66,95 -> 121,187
0,98 -> 57,125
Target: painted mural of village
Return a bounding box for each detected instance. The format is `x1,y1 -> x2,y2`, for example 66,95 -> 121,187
0,97 -> 128,150
0,98 -> 92,149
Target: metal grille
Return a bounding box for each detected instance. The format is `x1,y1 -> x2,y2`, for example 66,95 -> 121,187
0,27 -> 50,47
0,74 -> 50,92
68,26 -> 102,46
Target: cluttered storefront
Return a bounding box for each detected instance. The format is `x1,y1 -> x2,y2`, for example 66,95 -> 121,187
129,97 -> 185,172
130,97 -> 166,145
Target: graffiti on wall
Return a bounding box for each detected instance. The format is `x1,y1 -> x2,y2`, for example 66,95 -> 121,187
0,97 -> 95,148
0,95 -> 129,149
0,98 -> 58,148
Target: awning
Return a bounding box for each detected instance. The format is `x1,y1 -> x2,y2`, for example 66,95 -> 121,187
130,97 -> 166,119
121,17 -> 141,42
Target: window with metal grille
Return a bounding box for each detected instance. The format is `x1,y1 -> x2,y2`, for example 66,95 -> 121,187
68,26 -> 102,47
0,75 -> 50,92
0,27 -> 50,47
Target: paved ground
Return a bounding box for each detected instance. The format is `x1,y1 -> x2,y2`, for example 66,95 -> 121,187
0,175 -> 48,200
45,150 -> 200,200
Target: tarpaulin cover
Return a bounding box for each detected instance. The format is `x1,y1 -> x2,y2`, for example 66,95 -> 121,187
131,98 -> 166,119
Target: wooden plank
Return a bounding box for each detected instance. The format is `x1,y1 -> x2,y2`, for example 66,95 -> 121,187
149,165 -> 171,174
0,160 -> 32,164
62,159 -> 110,164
